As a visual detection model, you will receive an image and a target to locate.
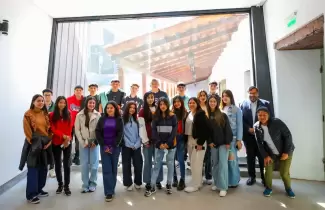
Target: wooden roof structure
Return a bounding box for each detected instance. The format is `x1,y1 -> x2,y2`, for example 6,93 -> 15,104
105,14 -> 247,83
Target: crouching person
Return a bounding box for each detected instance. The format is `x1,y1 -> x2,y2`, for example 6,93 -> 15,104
254,107 -> 295,198
20,94 -> 52,204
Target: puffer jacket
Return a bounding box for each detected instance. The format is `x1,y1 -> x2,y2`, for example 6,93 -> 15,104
19,133 -> 51,170
254,118 -> 295,158
74,109 -> 101,146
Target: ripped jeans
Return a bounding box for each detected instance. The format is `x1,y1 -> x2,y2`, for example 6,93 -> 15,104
151,148 -> 176,186
228,139 -> 240,186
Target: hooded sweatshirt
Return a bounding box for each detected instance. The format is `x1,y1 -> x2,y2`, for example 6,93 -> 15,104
152,113 -> 177,149
67,95 -> 83,125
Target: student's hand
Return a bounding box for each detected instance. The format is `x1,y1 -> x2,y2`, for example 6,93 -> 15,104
236,140 -> 242,150
208,143 -> 215,148
226,144 -> 230,149
249,128 -> 255,134
91,143 -> 96,148
196,145 -> 203,151
84,143 -> 89,148
159,144 -> 165,150
44,141 -> 52,150
105,147 -> 111,153
164,144 -> 169,149
63,140 -> 69,148
63,135 -> 67,140
280,153 -> 289,160
264,156 -> 273,166
144,142 -> 150,148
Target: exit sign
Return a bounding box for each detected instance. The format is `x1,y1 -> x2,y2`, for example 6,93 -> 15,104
287,11 -> 297,28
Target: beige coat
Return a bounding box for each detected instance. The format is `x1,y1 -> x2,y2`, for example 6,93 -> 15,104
74,109 -> 101,146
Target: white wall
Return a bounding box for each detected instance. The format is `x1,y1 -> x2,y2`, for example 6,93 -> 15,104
0,0 -> 53,185
264,0 -> 325,180
186,80 -> 209,97
209,17 -> 253,105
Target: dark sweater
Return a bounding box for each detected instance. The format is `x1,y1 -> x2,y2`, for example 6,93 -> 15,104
208,112 -> 233,147
152,113 -> 177,149
192,109 -> 211,146
95,116 -> 124,148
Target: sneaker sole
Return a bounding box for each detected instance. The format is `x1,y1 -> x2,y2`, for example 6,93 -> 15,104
28,199 -> 40,204
56,191 -> 62,194
38,194 -> 49,197
105,198 -> 113,202
145,191 -> 156,197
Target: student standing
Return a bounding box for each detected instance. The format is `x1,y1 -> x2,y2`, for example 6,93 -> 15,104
207,94 -> 233,197
20,94 -> 52,204
74,97 -> 101,193
138,92 -> 164,193
95,101 -> 124,202
49,96 -> 73,196
145,98 -> 177,197
122,102 -> 143,191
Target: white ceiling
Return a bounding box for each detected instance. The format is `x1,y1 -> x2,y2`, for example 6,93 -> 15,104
33,0 -> 265,18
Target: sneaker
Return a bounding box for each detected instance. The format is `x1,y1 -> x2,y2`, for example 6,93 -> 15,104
166,184 -> 172,195
156,182 -> 162,190
229,185 -> 238,188
28,197 -> 40,204
286,188 -> 295,199
134,184 -> 141,190
205,179 -> 213,185
73,157 -> 80,165
219,190 -> 227,197
49,169 -> 56,178
263,188 -> 272,197
126,185 -> 133,191
38,190 -> 49,197
64,186 -> 71,196
81,189 -> 89,193
144,188 -> 156,197
56,185 -> 63,194
211,186 -> 217,191
89,186 -> 96,192
172,178 -> 178,188
105,195 -> 113,202
184,186 -> 199,193
177,179 -> 185,191
145,183 -> 151,191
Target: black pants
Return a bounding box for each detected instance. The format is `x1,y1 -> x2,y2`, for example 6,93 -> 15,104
72,127 -> 79,158
203,146 -> 212,180
122,147 -> 143,187
49,145 -> 55,170
244,136 -> 265,181
52,144 -> 72,187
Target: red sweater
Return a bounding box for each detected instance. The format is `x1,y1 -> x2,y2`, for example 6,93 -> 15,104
67,95 -> 83,125
49,112 -> 73,146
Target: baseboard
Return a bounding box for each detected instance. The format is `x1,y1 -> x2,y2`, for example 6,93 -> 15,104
0,170 -> 27,196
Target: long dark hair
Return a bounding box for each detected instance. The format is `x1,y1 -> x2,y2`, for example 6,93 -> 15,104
52,96 -> 71,123
207,94 -> 225,127
155,97 -> 171,120
123,102 -> 138,125
197,89 -> 208,105
103,100 -> 120,118
172,96 -> 186,120
220,89 -> 236,110
188,97 -> 202,112
83,96 -> 97,128
30,94 -> 48,114
143,92 -> 155,123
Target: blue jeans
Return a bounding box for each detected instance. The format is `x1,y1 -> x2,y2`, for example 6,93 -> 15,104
211,145 -> 228,191
143,145 -> 163,184
151,148 -> 176,186
100,146 -> 121,196
26,167 -> 48,200
174,135 -> 185,180
228,140 -> 240,186
79,145 -> 99,190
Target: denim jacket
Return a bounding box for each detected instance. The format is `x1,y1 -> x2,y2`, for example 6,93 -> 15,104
223,105 -> 243,141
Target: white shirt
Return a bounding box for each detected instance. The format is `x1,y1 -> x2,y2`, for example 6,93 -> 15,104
185,112 -> 194,136
251,101 -> 257,124
254,123 -> 280,155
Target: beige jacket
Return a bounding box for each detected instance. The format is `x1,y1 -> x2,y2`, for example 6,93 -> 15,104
74,109 -> 101,146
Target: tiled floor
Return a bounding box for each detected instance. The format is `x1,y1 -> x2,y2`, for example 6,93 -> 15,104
1,170 -> 325,210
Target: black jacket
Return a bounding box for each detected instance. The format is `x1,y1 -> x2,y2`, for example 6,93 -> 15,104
192,109 -> 211,146
19,133 -> 52,170
95,116 -> 124,147
254,118 -> 295,158
208,112 -> 233,147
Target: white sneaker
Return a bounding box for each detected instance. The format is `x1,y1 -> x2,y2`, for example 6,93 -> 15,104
219,190 -> 227,197
205,179 -> 213,185
126,185 -> 133,191
49,169 -> 56,178
184,186 -> 199,193
211,186 -> 217,191
134,184 -> 141,189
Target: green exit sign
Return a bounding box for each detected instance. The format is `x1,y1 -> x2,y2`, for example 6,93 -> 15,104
287,11 -> 297,28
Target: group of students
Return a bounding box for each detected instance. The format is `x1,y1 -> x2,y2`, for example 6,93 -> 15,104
20,78 -> 296,204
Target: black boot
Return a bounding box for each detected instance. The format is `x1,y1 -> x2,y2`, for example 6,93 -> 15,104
177,179 -> 185,191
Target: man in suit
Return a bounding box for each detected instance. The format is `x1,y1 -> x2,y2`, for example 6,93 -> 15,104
240,86 -> 274,186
